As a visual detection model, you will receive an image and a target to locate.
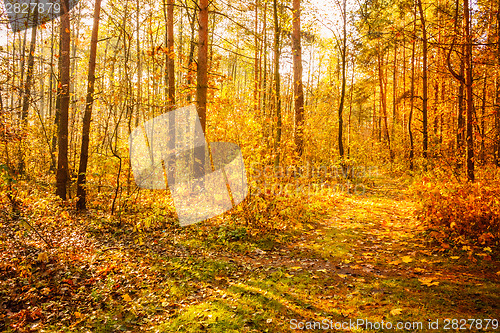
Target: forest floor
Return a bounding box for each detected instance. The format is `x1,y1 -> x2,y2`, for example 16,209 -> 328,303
1,173 -> 500,332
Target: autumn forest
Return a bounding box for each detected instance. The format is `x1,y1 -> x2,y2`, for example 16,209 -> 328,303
0,0 -> 499,331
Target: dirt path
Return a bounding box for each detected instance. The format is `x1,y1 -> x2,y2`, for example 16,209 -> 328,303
2,175 -> 499,332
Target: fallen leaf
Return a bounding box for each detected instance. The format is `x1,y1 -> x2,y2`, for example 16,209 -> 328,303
338,274 -> 348,279
37,252 -> 49,263
450,256 -> 460,259
122,294 -> 132,302
401,256 -> 413,263
390,308 -> 403,316
418,277 -> 439,286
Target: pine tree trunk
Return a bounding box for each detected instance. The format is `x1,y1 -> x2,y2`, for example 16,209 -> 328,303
167,0 -> 175,109
56,0 -> 71,200
418,0 -> 428,160
76,0 -> 102,210
19,9 -> 38,174
197,0 -> 208,133
464,0 -> 475,182
292,0 -> 304,157
273,0 -> 282,168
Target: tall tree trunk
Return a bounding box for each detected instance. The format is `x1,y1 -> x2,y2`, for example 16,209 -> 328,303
56,0 -> 71,200
418,0 -> 428,160
262,1 -> 269,149
457,54 -> 465,163
197,0 -> 208,133
409,7 -> 416,170
347,57 -> 355,158
19,9 -> 38,174
254,0 -> 260,114
464,0 -> 474,182
136,0 -> 142,127
187,0 -> 197,103
273,0 -> 282,168
377,44 -> 392,160
494,0 -> 500,166
76,0 -> 102,210
392,41 -> 397,137
167,0 -> 175,109
163,0 -> 176,185
194,0 -> 209,182
292,0 -> 304,157
21,11 -> 38,122
337,0 -> 346,161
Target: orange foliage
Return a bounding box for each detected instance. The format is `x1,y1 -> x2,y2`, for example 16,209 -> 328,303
414,179 -> 500,247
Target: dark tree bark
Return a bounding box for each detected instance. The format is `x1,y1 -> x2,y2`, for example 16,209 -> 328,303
254,0 -> 260,114
464,0 -> 474,182
292,0 -> 305,157
273,0 -> 282,168
186,0 -> 197,103
193,0 -> 209,182
197,0 -> 208,133
166,0 -> 175,109
56,0 -> 71,200
76,0 -> 102,210
136,0 -> 142,127
409,6 -> 416,170
337,0 -> 347,161
494,0 -> 500,166
457,53 -> 465,161
418,0 -> 428,160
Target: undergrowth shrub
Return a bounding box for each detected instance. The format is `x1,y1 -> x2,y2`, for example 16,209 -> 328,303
413,178 -> 500,248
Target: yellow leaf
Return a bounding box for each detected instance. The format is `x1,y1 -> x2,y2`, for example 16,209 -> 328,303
496,271 -> 500,275
122,294 -> 132,302
390,308 -> 403,316
450,256 -> 460,259
74,311 -> 82,318
37,252 -> 49,263
337,274 -> 348,279
414,268 -> 425,273
418,277 -> 439,286
388,260 -> 400,265
316,269 -> 327,273
483,247 -> 492,253
450,222 -> 456,228
290,266 -> 302,271
401,256 -> 413,263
